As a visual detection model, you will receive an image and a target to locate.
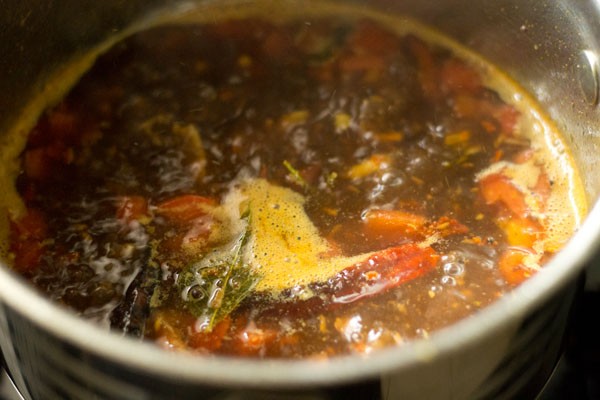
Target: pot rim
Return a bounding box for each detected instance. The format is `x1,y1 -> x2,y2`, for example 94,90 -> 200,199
0,200 -> 598,388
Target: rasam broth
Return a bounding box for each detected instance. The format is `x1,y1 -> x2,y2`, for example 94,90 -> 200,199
5,4 -> 586,358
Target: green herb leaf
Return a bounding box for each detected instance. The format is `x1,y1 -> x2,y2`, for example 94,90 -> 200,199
283,160 -> 308,189
176,210 -> 259,332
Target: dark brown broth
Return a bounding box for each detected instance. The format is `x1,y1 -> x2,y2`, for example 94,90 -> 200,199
8,16 -> 582,358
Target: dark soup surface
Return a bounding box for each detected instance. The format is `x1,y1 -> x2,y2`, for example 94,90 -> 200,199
6,7 -> 586,358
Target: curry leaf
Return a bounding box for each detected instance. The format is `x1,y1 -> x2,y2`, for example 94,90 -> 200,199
176,209 -> 259,331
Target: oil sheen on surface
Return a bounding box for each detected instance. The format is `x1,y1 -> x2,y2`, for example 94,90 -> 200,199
5,3 -> 586,358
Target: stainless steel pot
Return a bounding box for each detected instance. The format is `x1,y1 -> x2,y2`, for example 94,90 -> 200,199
1,1 -> 599,399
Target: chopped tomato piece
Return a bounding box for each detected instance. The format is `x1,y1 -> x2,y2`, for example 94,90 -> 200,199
158,226 -> 211,255
188,316 -> 232,352
11,209 -> 47,240
363,209 -> 427,237
158,215 -> 215,255
479,173 -> 528,218
452,95 -> 519,136
231,322 -> 278,357
363,210 -> 468,244
116,196 -> 148,223
11,241 -> 44,273
337,23 -> 396,81
493,103 -> 519,135
10,209 -> 48,273
24,148 -> 52,180
348,21 -> 399,56
181,214 -> 215,246
440,58 -> 482,94
498,217 -> 543,248
156,195 -> 217,255
152,310 -> 236,353
156,195 -> 216,223
407,36 -> 438,99
498,247 -> 535,285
